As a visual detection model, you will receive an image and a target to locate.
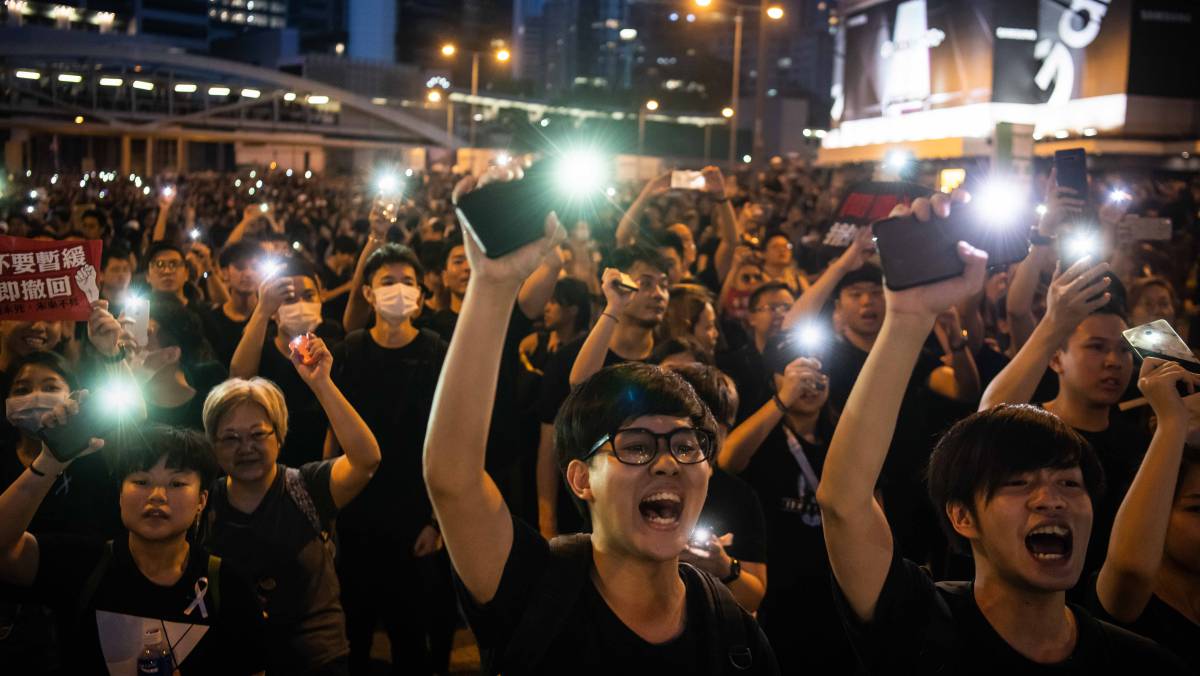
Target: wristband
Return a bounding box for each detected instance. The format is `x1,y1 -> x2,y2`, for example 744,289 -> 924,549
772,394 -> 789,415
949,341 -> 968,352
1029,230 -> 1055,246
27,463 -> 46,477
601,312 -> 620,323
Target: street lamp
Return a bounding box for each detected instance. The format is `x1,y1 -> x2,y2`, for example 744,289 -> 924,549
694,0 -> 785,169
639,100 -> 660,155
441,41 -> 511,146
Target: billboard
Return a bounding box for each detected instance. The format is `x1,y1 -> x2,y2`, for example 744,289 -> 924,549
836,0 -> 1136,123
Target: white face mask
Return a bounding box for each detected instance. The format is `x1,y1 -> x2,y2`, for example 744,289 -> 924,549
372,283 -> 421,322
277,301 -> 322,337
6,391 -> 69,434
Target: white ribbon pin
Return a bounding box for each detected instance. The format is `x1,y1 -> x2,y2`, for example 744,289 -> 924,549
183,577 -> 209,619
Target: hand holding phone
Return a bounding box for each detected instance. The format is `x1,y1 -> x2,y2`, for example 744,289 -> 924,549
1123,320 -> 1200,374
40,382 -> 144,463
289,333 -> 316,366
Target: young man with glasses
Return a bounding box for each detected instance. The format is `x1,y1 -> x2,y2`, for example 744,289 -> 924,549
425,172 -> 777,673
145,242 -> 197,308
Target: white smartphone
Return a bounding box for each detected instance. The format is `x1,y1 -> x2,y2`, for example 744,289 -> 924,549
125,296 -> 150,348
1119,216 -> 1172,242
671,170 -> 706,191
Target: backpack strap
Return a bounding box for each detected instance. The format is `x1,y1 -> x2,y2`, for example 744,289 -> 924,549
680,562 -> 754,674
499,533 -> 593,674
75,540 -> 114,629
283,466 -> 325,540
206,554 -> 222,617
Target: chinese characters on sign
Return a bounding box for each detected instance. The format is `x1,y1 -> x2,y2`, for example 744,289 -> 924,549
0,237 -> 102,321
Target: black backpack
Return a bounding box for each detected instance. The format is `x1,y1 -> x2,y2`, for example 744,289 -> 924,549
501,533 -> 761,675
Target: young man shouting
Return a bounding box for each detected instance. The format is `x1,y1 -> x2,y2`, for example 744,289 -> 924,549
424,170 -> 777,675
817,192 -> 1185,673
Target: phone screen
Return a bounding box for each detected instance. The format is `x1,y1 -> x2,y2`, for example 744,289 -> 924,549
671,170 -> 706,191
1122,320 -> 1200,373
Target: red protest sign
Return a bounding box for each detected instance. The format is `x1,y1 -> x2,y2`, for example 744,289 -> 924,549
0,237 -> 103,321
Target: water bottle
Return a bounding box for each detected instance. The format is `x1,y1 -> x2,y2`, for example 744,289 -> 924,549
136,626 -> 175,675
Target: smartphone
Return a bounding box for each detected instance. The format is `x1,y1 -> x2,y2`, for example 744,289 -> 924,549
454,160 -> 558,259
125,297 -> 150,348
615,272 -> 639,293
1119,216 -> 1172,242
39,393 -> 120,462
1122,320 -> 1200,374
671,170 -> 706,191
872,204 -> 1030,291
687,527 -> 713,558
1054,148 -> 1088,199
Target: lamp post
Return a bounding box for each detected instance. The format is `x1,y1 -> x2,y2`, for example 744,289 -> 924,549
441,42 -> 510,147
639,99 -> 659,155
694,1 -> 783,168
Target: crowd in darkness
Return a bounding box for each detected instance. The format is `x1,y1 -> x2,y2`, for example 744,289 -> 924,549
0,150 -> 1198,675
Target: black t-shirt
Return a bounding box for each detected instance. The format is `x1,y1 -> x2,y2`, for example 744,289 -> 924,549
698,467 -> 767,565
536,336 -> 647,425
417,308 -> 459,343
716,343 -> 772,424
458,516 -> 778,676
331,328 -> 446,544
199,303 -> 250,367
1082,572 -> 1197,671
31,534 -> 265,675
1069,416 -> 1150,581
256,321 -> 344,466
833,550 -> 1186,674
201,461 -> 348,672
146,361 -> 229,431
0,448 -> 121,539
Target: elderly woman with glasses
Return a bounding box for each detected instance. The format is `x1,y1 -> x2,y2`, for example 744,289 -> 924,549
199,336 -> 381,676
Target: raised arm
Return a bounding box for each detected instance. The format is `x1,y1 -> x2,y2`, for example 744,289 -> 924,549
223,205 -> 265,248
817,193 -> 989,622
615,173 -> 670,247
1007,178 -> 1082,351
702,167 -> 739,283
342,208 -> 390,332
782,226 -> 875,331
292,337 -> 381,508
1096,358 -> 1199,622
978,259 -> 1111,410
517,247 -> 564,320
718,358 -> 819,474
424,172 -> 565,603
535,422 -> 560,539
568,268 -> 629,387
230,276 -> 294,379
151,192 -> 175,243
928,309 -> 980,403
0,402 -> 104,586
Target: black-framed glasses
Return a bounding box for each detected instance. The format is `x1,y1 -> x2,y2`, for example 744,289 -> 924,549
585,427 -> 715,466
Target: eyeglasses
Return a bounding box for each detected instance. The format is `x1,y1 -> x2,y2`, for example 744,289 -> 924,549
738,273 -> 763,285
753,303 -> 791,315
585,427 -> 715,466
216,428 -> 275,452
152,259 -> 183,272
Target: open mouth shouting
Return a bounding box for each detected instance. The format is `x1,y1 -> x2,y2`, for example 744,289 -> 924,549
1025,523 -> 1073,563
639,490 -> 683,530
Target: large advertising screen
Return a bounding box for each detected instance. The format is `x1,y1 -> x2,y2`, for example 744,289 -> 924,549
837,0 -> 1136,123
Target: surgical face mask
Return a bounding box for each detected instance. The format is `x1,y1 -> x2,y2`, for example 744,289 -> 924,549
373,283 -> 421,322
277,301 -> 322,337
6,391 -> 68,434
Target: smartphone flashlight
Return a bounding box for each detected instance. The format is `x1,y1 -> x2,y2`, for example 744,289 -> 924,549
161,186 -> 175,199
1036,204 -> 1048,217
259,203 -> 269,213
292,241 -> 302,251
797,323 -> 826,352
1065,231 -> 1099,259
1109,188 -> 1131,203
97,379 -> 141,416
260,258 -> 283,279
554,149 -> 606,198
189,228 -> 201,240
691,527 -> 711,547
975,178 -> 1026,229
377,173 -> 400,195
495,153 -> 511,167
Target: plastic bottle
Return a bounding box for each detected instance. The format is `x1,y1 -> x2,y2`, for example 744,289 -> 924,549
136,626 -> 175,675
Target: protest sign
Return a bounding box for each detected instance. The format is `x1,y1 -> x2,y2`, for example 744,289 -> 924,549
0,236 -> 102,321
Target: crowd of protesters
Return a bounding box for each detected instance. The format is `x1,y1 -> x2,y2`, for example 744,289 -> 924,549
0,149 -> 1197,675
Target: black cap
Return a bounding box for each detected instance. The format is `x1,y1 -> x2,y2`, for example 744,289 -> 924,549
833,263 -> 883,297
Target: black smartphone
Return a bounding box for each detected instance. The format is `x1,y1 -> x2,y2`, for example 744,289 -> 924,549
39,393 -> 120,463
1054,148 -> 1088,199
453,162 -> 557,259
872,203 -> 1030,291
1122,320 -> 1200,374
